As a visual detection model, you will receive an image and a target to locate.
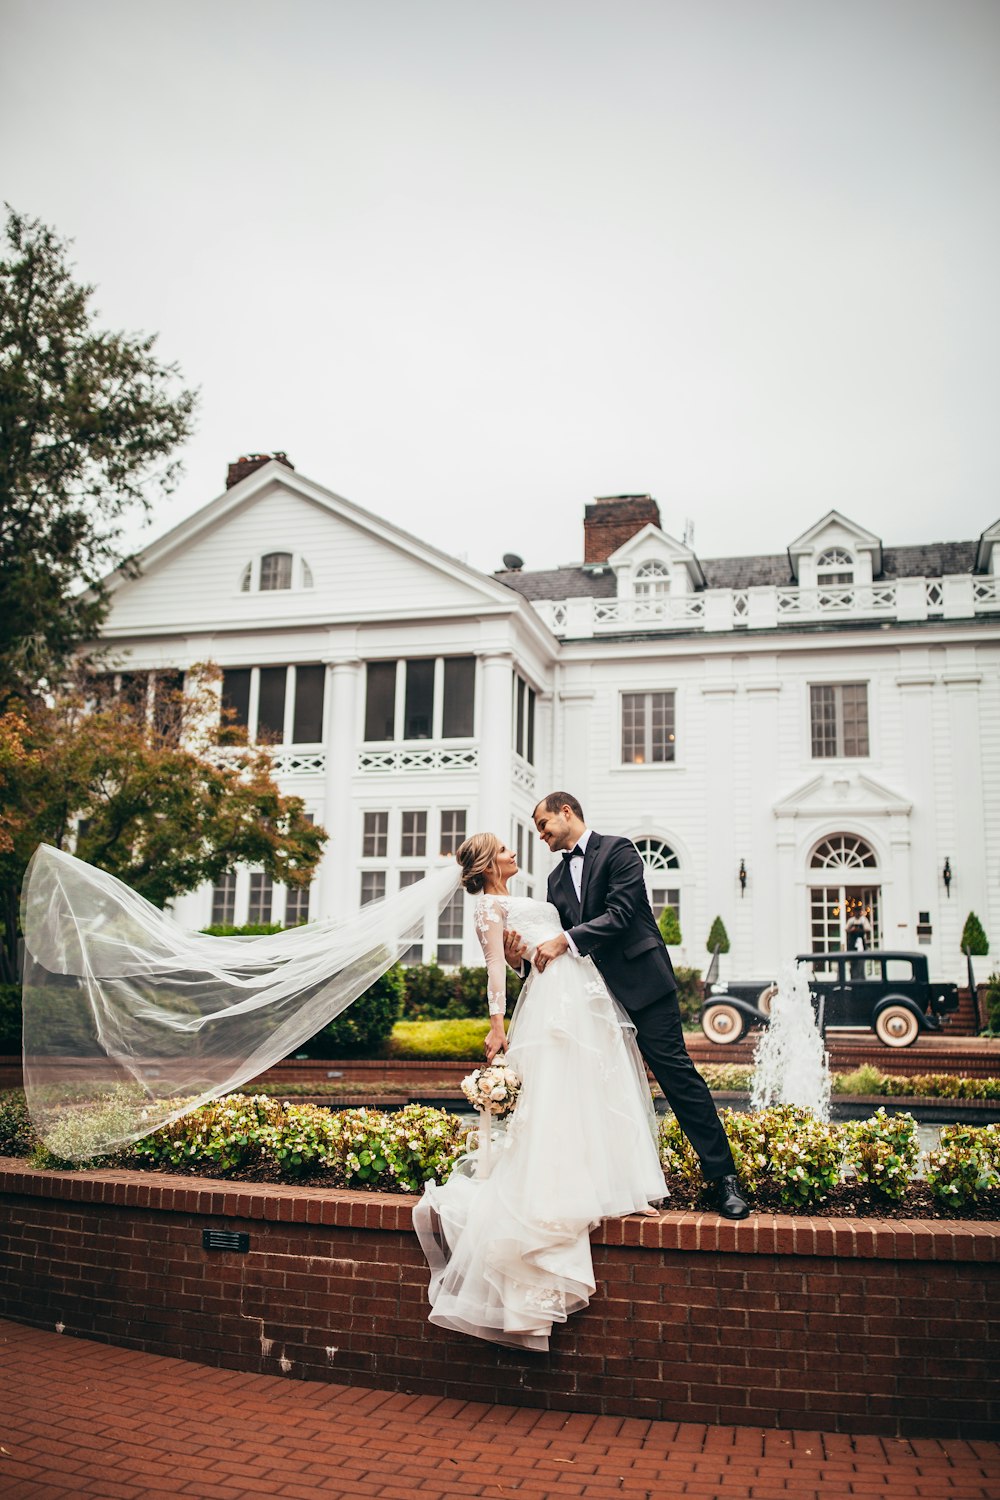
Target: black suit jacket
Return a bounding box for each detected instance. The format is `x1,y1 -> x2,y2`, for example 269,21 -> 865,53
546,832 -> 676,1014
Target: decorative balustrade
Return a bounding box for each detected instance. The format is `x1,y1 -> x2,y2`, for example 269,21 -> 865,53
512,752 -> 536,793
529,574 -> 998,638
357,745 -> 479,774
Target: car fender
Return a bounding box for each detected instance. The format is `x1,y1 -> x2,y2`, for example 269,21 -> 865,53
870,994 -> 929,1029
701,996 -> 770,1027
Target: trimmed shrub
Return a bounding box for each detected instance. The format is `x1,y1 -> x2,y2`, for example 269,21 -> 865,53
401,962 -> 522,1021
0,984 -> 21,1054
201,922 -> 284,937
658,906 -> 682,946
301,965 -> 406,1056
706,915 -> 730,954
983,973 -> 1000,1034
961,912 -> 989,957
673,966 -> 703,1024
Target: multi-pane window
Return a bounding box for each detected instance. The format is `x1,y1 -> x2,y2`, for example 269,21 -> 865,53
211,872 -> 237,926
513,675 -> 536,764
621,691 -> 676,764
816,548 -> 854,586
634,560 -> 670,598
401,811 -> 427,857
219,665 -> 326,745
399,869 -> 425,963
363,657 -> 476,741
363,811 -> 389,858
284,882 -> 311,926
360,871 -> 386,906
440,810 -> 467,855
810,684 -> 869,758
259,552 -> 293,591
437,891 -> 464,965
248,873 -> 273,924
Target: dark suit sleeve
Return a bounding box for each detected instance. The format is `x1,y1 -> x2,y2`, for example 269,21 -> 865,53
566,839 -> 649,956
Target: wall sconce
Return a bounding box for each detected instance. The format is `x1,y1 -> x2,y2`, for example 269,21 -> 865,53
943,858 -> 952,897
738,859 -> 747,897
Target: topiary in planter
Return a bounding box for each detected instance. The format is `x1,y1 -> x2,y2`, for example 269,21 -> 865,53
706,915 -> 730,954
961,912 -> 989,956
658,906 -> 681,946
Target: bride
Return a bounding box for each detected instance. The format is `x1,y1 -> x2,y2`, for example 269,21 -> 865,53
413,833 -> 668,1352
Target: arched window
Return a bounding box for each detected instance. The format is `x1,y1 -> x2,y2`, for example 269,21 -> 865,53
810,834 -> 877,871
238,553 -> 314,592
260,552 -> 293,591
634,560 -> 670,598
817,548 -> 854,586
635,837 -> 680,923
808,833 -> 880,964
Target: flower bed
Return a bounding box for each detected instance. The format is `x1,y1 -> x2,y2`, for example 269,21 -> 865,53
4,1089 -> 999,1220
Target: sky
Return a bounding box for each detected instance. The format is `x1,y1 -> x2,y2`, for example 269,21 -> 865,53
3,0 -> 999,574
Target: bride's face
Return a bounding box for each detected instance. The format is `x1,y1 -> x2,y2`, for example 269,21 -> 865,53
492,844 -> 518,884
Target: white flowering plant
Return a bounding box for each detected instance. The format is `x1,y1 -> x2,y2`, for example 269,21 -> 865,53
843,1107 -> 920,1204
460,1058 -> 521,1118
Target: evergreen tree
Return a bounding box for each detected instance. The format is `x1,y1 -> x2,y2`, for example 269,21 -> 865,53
961,912 -> 989,956
706,915 -> 730,954
658,905 -> 682,945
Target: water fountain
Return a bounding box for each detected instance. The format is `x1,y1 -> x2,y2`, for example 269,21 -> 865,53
750,963 -> 832,1120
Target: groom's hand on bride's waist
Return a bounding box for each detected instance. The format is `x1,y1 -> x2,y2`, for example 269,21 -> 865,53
533,934 -> 569,972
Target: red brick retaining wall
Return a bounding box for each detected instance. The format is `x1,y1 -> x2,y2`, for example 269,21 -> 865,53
1,1158 -> 997,1439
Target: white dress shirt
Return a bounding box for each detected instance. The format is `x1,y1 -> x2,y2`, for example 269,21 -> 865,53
563,828 -> 592,955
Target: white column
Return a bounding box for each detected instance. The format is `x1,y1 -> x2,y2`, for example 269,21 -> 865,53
477,652 -> 514,836
318,657 -> 362,918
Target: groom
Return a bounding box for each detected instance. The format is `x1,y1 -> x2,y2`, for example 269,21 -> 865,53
509,792 -> 749,1221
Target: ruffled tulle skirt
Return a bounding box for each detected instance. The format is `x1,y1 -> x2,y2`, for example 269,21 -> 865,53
412,952 -> 668,1351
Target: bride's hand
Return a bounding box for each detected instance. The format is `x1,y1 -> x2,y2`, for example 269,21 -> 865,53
485,1019 -> 506,1064
503,928 -> 527,968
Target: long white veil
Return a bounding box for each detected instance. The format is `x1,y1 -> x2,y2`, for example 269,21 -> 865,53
19,844 -> 462,1160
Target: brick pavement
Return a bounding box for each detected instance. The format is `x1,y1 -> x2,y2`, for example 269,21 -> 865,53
1,1319 -> 998,1500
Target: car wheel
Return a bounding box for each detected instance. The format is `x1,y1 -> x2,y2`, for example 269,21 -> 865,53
874,1005 -> 920,1047
701,1004 -> 746,1045
757,984 -> 778,1016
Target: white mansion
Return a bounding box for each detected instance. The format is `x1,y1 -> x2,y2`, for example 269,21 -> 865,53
98,453 -> 1000,982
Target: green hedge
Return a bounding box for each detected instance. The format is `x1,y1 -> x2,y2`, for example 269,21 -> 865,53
297,965 -> 406,1057
0,984 -> 21,1054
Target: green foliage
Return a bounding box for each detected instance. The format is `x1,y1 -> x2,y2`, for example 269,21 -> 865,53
925,1124 -> 1000,1210
0,983 -> 21,1052
0,1088 -> 36,1155
401,962 -> 522,1021
300,965 -> 405,1056
673,966 -> 703,1024
706,915 -> 730,954
0,207 -> 197,707
983,973 -> 1000,1034
834,1064 -> 891,1096
658,906 -> 681,945
872,1072 -> 1000,1100
843,1107 -> 920,1204
201,922 -> 284,937
388,1018 -> 494,1059
131,1096 -> 467,1193
961,912 -> 989,957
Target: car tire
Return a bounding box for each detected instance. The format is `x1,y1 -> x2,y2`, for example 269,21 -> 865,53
701,1003 -> 746,1045
757,984 -> 778,1016
874,1005 -> 920,1048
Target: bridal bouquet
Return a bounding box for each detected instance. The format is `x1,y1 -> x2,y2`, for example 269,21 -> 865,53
461,1058 -> 521,1119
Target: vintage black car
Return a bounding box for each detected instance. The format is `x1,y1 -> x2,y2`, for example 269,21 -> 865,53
700,949 -> 966,1048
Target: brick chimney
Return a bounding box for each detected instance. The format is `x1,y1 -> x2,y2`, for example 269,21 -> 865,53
226,452 -> 295,490
583,494 -> 662,566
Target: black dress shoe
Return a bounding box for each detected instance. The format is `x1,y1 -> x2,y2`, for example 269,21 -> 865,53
712,1175 -> 750,1220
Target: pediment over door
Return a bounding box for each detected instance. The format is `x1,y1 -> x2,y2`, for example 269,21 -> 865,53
773,771 -> 912,822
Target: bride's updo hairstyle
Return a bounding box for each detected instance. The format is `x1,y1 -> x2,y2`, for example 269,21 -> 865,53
456,833 -> 502,895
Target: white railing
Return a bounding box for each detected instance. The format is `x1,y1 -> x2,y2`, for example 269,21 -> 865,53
512,753 -> 537,793
358,745 -> 479,774
530,574 -> 998,638
209,745 -> 325,776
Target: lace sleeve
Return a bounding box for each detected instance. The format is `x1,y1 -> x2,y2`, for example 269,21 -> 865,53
473,896 -> 508,1017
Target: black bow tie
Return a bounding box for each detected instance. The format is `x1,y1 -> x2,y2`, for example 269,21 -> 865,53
562,846 -> 585,863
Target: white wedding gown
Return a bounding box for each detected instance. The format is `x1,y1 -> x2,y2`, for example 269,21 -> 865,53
412,894 -> 668,1352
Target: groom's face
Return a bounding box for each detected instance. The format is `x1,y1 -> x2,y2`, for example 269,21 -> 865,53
534,805 -> 576,851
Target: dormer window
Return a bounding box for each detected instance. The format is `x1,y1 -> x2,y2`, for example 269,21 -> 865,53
239,553 -> 314,592
634,560 -> 670,598
816,548 -> 854,586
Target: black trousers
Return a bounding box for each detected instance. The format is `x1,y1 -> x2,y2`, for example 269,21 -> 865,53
630,991 -> 735,1179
